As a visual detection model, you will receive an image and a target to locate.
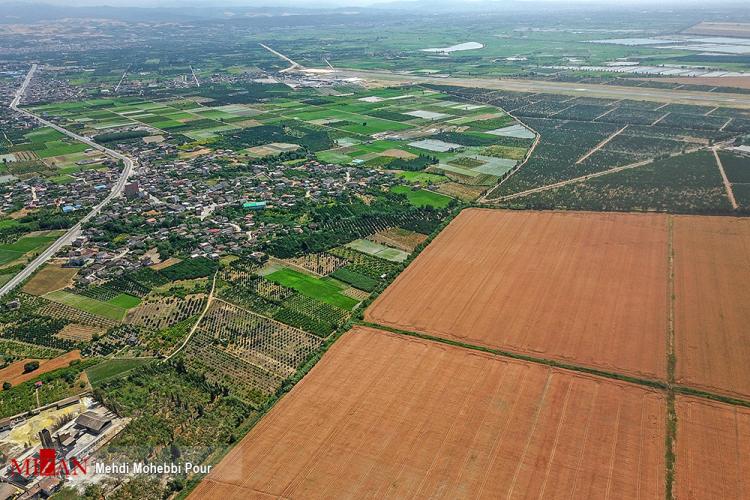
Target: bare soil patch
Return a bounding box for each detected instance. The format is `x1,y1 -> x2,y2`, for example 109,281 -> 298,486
191,326 -> 665,499
0,350 -> 81,388
366,209 -> 669,380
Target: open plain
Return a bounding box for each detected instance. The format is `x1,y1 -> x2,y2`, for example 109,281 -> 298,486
366,209 -> 669,380
191,326 -> 666,500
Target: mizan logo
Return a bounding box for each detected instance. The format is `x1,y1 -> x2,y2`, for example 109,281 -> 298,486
10,449 -> 88,477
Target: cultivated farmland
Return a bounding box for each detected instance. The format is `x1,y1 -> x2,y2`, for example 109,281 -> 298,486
366,208 -> 669,380
674,216 -> 750,399
191,326 -> 665,499
674,396 -> 750,500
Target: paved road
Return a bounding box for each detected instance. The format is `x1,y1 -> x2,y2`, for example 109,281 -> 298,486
0,64 -> 136,299
336,68 -> 750,109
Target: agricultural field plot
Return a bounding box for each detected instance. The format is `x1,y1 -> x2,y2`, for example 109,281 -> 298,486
366,209 -> 669,380
674,396 -> 750,500
345,238 -> 410,263
0,127 -> 86,165
272,88 -> 533,197
218,263 -> 352,338
0,350 -> 81,388
390,184 -> 453,208
30,97 -> 247,142
367,227 -> 428,252
124,294 -> 206,331
673,216 -> 750,399
182,300 -> 322,405
85,358 -> 154,387
21,264 -> 78,295
282,253 -> 348,276
265,267 -> 359,310
511,151 -> 734,214
191,326 -> 665,500
43,289 -> 131,322
0,233 -> 61,266
718,151 -> 750,208
428,86 -> 742,203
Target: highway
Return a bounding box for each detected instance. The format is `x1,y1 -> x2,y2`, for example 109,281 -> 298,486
0,64 -> 136,299
336,68 -> 750,109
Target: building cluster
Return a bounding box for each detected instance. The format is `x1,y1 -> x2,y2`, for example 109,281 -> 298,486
55,135 -> 394,286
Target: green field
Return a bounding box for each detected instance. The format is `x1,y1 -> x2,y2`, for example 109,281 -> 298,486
0,235 -> 59,265
44,290 -> 127,321
391,185 -> 453,208
86,358 -> 154,386
108,293 -> 142,309
266,268 -> 358,310
396,171 -> 448,185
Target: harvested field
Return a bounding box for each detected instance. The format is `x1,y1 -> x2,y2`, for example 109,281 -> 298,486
366,209 -> 669,380
674,396 -> 750,500
22,265 -> 78,296
0,350 -> 81,388
191,326 -> 665,500
674,216 -> 750,399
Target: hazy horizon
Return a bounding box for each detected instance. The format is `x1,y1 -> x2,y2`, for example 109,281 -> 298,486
2,0 -> 749,8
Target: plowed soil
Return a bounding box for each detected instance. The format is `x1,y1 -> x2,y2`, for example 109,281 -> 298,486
191,326 -> 665,500
0,350 -> 81,388
365,209 -> 669,380
675,396 -> 750,499
674,216 -> 750,399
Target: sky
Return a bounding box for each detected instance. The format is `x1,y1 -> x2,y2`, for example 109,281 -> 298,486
3,0 -> 746,6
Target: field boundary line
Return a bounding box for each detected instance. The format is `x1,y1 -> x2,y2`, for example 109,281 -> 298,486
359,321 -> 668,389
575,125 -> 627,165
665,216 -> 677,500
651,112 -> 670,126
163,271 -> 217,362
361,321 -> 750,410
713,148 -> 738,210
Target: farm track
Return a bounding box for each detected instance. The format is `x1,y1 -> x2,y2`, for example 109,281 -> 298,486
575,125 -> 627,165
488,143 -> 716,202
164,271 -> 217,362
713,148 -> 739,210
